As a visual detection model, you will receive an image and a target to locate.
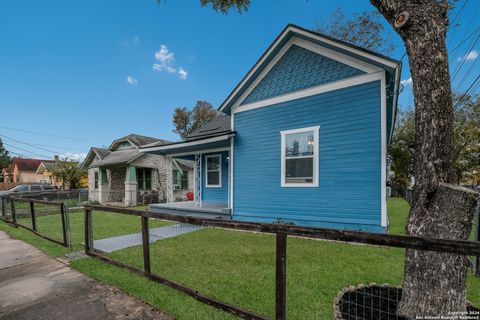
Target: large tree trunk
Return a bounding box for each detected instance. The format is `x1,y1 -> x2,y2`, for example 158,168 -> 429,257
370,1 -> 479,318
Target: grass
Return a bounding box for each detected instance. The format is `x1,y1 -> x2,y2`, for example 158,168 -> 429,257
1,198 -> 479,319
0,206 -> 168,256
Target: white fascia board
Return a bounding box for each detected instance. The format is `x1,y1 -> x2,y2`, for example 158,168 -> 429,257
168,147 -> 230,158
219,28 -> 291,112
219,25 -> 398,112
232,72 -> 384,114
380,71 -> 388,227
140,134 -> 233,153
292,27 -> 398,69
232,36 -> 382,110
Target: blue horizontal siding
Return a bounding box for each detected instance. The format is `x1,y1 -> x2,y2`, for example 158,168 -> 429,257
242,45 -> 365,105
233,80 -> 383,232
202,151 -> 229,203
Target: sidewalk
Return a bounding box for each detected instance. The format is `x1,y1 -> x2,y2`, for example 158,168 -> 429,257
0,231 -> 172,320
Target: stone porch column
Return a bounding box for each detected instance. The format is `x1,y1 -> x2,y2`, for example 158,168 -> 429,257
98,168 -> 109,204
125,165 -> 137,206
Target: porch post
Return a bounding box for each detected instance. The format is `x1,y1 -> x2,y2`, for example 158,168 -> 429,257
98,168 -> 109,204
125,165 -> 137,206
194,153 -> 202,207
166,156 -> 174,203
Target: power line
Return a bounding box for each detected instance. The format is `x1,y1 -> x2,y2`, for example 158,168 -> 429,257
453,71 -> 480,108
451,34 -> 480,81
0,134 -> 81,159
452,0 -> 469,26
453,51 -> 480,92
0,126 -> 100,143
3,142 -> 52,159
448,0 -> 469,46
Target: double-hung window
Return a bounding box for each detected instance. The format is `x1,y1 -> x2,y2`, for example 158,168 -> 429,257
136,168 -> 152,190
281,126 -> 319,187
205,155 -> 222,188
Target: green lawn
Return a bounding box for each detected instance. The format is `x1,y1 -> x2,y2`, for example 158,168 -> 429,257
0,207 -> 168,256
1,198 -> 479,319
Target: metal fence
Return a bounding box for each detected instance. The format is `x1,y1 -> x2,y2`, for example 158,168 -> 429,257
13,189 -> 89,208
0,194 -> 71,247
390,188 -> 413,205
84,204 -> 480,320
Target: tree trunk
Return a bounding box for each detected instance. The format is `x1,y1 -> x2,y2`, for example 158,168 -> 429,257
370,1 -> 479,318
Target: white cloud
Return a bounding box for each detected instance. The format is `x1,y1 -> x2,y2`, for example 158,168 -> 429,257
152,63 -> 176,73
155,45 -> 175,64
401,77 -> 412,86
152,45 -> 188,80
178,67 -> 188,80
133,35 -> 140,45
126,76 -> 138,86
457,50 -> 479,62
64,152 -> 87,161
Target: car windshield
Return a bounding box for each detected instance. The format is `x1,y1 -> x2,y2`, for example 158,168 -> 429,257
9,185 -> 29,192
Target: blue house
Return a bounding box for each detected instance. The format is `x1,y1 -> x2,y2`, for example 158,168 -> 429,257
142,25 -> 401,233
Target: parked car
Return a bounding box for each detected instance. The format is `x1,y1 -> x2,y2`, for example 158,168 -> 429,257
0,184 -> 57,195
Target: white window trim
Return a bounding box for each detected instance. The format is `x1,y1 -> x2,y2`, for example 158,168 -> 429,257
280,126 -> 320,188
205,154 -> 222,188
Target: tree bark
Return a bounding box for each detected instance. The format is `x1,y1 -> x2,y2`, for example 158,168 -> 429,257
370,0 -> 480,318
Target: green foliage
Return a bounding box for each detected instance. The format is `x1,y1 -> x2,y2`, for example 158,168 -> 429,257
50,158 -> 86,190
172,100 -> 218,140
389,94 -> 480,187
388,111 -> 415,188
0,138 -> 11,181
198,0 -> 250,13
315,7 -> 396,55
453,93 -> 480,184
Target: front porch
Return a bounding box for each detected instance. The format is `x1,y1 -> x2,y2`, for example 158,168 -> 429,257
141,130 -> 234,219
92,165 -> 163,207
149,201 -> 231,220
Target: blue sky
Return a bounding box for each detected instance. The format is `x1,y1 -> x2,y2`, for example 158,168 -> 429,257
1,0 -> 479,160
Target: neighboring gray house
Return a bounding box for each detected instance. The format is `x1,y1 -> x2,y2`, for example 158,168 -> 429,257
81,134 -> 193,206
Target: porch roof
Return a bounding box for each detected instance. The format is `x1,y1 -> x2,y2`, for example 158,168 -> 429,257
140,132 -> 234,156
88,149 -> 141,168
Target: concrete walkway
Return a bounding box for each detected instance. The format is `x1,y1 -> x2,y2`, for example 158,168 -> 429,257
0,231 -> 172,320
93,223 -> 203,253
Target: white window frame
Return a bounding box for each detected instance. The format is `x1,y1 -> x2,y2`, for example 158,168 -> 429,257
280,126 -> 320,187
205,154 -> 222,188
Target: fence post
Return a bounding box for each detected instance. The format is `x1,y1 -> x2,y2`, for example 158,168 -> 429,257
1,196 -> 5,218
64,203 -> 71,247
30,201 -> 37,231
141,216 -> 151,274
10,199 -> 17,224
276,233 -> 287,320
474,205 -> 480,277
60,202 -> 68,247
84,207 -> 93,253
